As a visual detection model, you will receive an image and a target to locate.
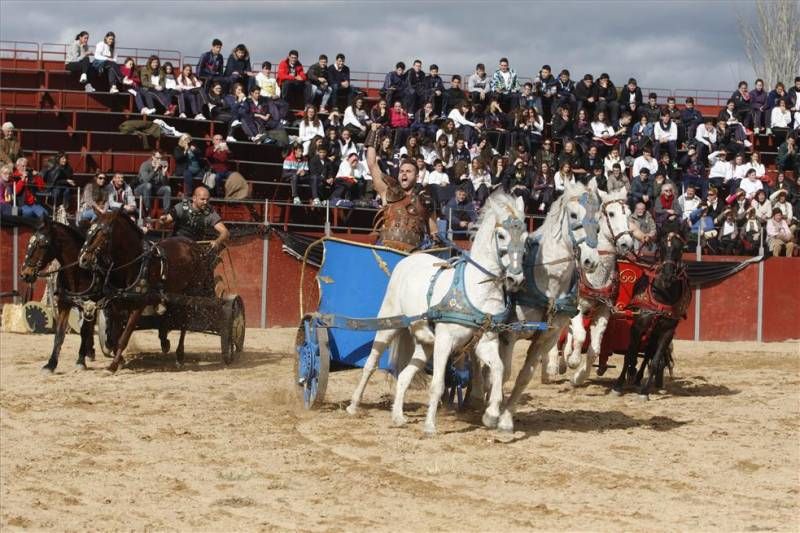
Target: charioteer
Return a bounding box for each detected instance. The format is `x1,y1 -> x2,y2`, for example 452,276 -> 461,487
364,123 -> 439,252
159,185 -> 229,249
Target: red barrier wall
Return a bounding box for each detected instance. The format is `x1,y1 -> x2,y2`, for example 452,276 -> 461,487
1,228 -> 798,340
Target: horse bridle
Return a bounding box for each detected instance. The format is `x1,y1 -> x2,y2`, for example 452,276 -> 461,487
600,199 -> 634,248
495,215 -> 527,278
80,220 -> 111,270
657,231 -> 687,278
23,231 -> 53,276
566,192 -> 600,252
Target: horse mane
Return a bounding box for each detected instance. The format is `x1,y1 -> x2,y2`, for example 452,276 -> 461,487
536,182 -> 587,241
97,210 -> 145,237
51,221 -> 87,244
471,188 -> 523,241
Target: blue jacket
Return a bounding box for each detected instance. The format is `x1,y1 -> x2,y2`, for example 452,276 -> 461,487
197,51 -> 224,79
680,108 -> 703,128
689,208 -> 715,234
382,71 -> 406,92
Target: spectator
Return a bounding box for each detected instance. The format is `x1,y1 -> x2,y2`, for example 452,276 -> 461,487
203,81 -> 234,124
447,101 -> 482,146
643,92 -> 661,124
520,108 -> 545,154
328,53 -> 355,108
119,57 -> 152,114
694,118 -> 718,161
574,74 -> 596,118
653,110 -> 678,162
604,146 -> 626,176
442,74 -> 466,115
415,156 -> 429,185
78,172 -> 109,222
92,31 -> 122,92
239,86 -> 284,145
439,186 -> 477,236
629,168 -> 653,209
331,153 -> 366,206
752,189 -> 772,223
680,146 -> 707,197
788,76 -> 800,114
632,147 -> 658,177
533,65 -> 557,119
718,99 -> 738,125
766,82 -> 787,129
773,172 -> 797,209
389,100 -> 412,148
590,165 -> 607,192
504,157 -> 533,205
254,61 -> 289,122
370,98 -> 390,131
276,50 -> 307,104
581,144 -> 603,177
629,113 -> 654,157
134,150 -> 171,214
471,135 -> 497,164
425,158 -> 450,187
196,38 -> 225,86
141,55 -> 175,115
535,138 -> 556,169
306,54 -> 333,111
731,81 -> 751,126
708,148 -> 733,196
451,136 -> 470,164
655,151 -> 679,184
282,144 -> 308,201
431,134 -> 453,170
411,100 -> 439,140
42,152 -> 76,208
107,172 -> 136,215
424,64 -> 445,115
716,119 -> 748,156
749,79 -> 769,134
176,64 -> 205,119
770,189 -> 794,228
776,136 -> 799,175
66,31 -> 94,91
341,96 -> 368,141
224,43 -> 255,92
677,185 -> 701,222
399,59 -> 424,114
706,187 -> 725,219
716,208 -> 741,255
467,63 -> 490,106
573,107 -> 593,152
532,161 -> 556,213
629,201 -> 657,252
766,208 -> 795,256
553,69 -> 576,117
739,168 -> 763,200
381,62 -> 407,105
205,135 -> 231,196
173,134 -> 204,195
0,164 -> 15,217
0,122 -> 22,165
519,82 -> 539,113
770,99 -> 792,141
337,128 -> 358,159
466,157 -> 492,206
557,139 -> 582,173
681,97 -> 704,142
11,158 -> 46,218
740,207 -> 762,254
554,162 -> 575,197
295,144 -> 330,206
595,73 -> 619,123
491,57 -> 520,112
299,105 -> 326,155
591,110 -> 618,153
607,163 -> 630,195
654,182 -> 681,227
551,105 -> 574,141
619,78 -> 643,117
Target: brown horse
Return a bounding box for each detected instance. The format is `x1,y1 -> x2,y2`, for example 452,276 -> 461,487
77,210 -> 211,372
20,218 -> 99,372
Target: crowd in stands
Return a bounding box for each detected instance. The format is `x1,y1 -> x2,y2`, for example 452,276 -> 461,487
3,32 -> 800,256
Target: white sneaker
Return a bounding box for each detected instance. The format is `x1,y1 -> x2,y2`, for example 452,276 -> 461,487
231,119 -> 241,127
109,86 -> 119,94
226,135 -> 236,143
194,113 -> 206,120
127,88 -> 137,96
293,196 -> 302,205
178,113 -> 187,119
753,128 -> 760,135
312,198 -> 321,207
142,108 -> 156,115
766,128 -> 773,135
744,139 -> 752,148
79,73 -> 87,83
84,83 -> 95,93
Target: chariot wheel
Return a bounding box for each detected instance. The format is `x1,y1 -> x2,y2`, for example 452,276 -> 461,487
96,308 -> 114,358
294,314 -> 330,409
221,295 -> 245,365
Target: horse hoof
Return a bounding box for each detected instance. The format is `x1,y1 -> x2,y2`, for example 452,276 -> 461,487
567,355 -> 581,369
161,340 -> 171,354
610,388 -> 623,397
75,363 -> 87,371
40,365 -> 55,375
557,358 -> 567,375
637,394 -> 649,402
482,412 -> 499,429
345,404 -> 359,416
87,351 -> 96,362
175,362 -> 184,370
391,414 -> 407,427
423,425 -> 437,437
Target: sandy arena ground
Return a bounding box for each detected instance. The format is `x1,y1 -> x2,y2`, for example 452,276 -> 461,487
0,328 -> 798,532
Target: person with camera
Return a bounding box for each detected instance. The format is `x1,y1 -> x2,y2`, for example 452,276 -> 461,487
134,150 -> 172,217
173,134 -> 205,196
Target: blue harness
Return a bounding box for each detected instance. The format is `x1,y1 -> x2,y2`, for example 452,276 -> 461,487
513,236 -> 578,316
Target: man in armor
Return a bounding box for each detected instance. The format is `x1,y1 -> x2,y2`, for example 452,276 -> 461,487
365,124 -> 438,251
159,185 -> 229,249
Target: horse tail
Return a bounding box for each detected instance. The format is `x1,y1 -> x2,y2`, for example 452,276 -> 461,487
389,329 -> 414,375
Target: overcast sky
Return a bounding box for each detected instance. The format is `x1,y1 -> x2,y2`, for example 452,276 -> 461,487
1,0 -> 760,92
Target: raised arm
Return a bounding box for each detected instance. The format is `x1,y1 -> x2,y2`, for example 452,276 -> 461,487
365,123 -> 392,197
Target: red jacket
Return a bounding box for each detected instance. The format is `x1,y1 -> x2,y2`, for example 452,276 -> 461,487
11,169 -> 44,206
277,58 -> 306,85
389,108 -> 410,128
205,145 -> 230,173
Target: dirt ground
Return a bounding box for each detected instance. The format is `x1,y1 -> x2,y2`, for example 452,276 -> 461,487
0,328 -> 798,532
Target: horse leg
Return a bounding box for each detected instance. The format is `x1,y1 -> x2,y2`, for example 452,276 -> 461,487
347,328 -> 400,415
76,316 -> 96,370
423,330 -> 455,436
108,308 -> 143,373
42,306 -> 70,374
473,334 -> 503,429
612,317 -> 644,395
573,309 -> 609,387
158,326 -> 171,354
391,343 -> 431,427
542,328 -> 566,381
175,330 -> 187,367
567,310 -> 587,370
639,328 -> 673,400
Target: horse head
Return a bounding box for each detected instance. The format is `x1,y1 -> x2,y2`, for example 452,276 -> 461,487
655,226 -> 686,292
20,218 -> 55,283
561,180 -> 600,273
597,187 -> 634,256
481,191 -> 529,291
78,212 -> 114,270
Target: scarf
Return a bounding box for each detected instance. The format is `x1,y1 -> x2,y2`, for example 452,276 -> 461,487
659,193 -> 674,210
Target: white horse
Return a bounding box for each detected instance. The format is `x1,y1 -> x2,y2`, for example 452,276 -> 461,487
496,179 -> 602,433
561,187 -> 634,386
346,190 -> 528,435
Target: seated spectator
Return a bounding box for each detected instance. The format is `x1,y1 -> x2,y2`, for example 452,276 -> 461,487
770,99 -> 792,142
452,137 -> 470,164
766,207 -> 796,256
425,159 -> 451,188
643,92 -> 661,124
376,136 -> 396,176
716,120 -> 748,156
224,44 -> 255,92
294,144 -> 330,206
299,105 -> 326,154
554,162 -> 575,198
504,158 -> 532,205
607,163 -> 630,195
776,136 -> 799,175
411,100 -> 439,140
629,201 -> 657,252
447,101 -> 482,146
331,153 -> 367,206
176,64 -> 205,119
370,98 -> 390,131
751,189 -> 772,224
532,65 -> 557,119
604,146 -> 626,176
681,97 -> 704,142
435,118 -> 457,147
196,39 -> 225,87
466,157 -> 492,206
205,136 -> 231,196
276,50 -> 307,105
708,148 -> 733,196
553,69 -> 576,118
591,110 -> 618,154
92,31 -> 122,92
491,57 -> 520,112
740,168 -> 763,200
203,81 -> 235,124
306,54 -> 333,111
629,168 -> 653,209
343,96 -> 371,141
535,138 -> 556,169
518,108 -> 544,155
388,101 -> 412,148
677,185 -> 701,222
381,62 -> 407,105
439,186 -> 477,236
518,82 -> 538,112
11,158 -> 46,218
532,161 -> 556,213
0,122 -> 21,166
471,135 -> 498,164
694,118 -> 718,161
654,182 -> 681,227
403,60 -> 426,115
574,74 -> 596,118
789,76 -> 800,113
772,172 -> 797,209
716,208 -> 742,255
78,172 -> 109,222
573,107 -> 593,153
581,144 -> 603,177
557,139 -> 582,173
619,78 -> 643,117
430,134 -> 453,170
283,144 -> 308,201
749,79 -> 769,134
655,151 -> 679,184
107,172 -> 136,216
653,110 -> 678,162
595,73 -> 619,123
484,100 -> 510,153
134,150 -> 171,215
770,190 -> 796,235
740,207 -> 762,254
424,64 -> 445,115
239,86 -> 285,145
632,147 -> 658,178
119,57 -> 152,114
66,31 -> 94,91
328,53 -> 356,108
442,75 -> 466,115
141,55 -> 175,115
173,134 -> 205,195
629,114 -> 653,158
731,81 -> 751,125
468,63 -> 490,106
678,146 -> 710,198
0,163 -> 16,217
42,152 -> 76,208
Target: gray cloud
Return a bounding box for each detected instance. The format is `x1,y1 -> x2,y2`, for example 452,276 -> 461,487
1,0 -> 761,93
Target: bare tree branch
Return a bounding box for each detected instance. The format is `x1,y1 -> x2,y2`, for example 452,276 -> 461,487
738,0 -> 800,87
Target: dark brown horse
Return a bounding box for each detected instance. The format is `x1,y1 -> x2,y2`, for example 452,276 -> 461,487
20,218 -> 99,372
77,210 -> 211,372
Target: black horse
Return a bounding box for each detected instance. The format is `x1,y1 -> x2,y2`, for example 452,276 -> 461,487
20,219 -> 101,372
612,227 -> 690,399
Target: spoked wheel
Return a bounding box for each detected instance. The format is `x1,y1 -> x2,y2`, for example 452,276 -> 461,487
96,308 -> 114,358
221,295 -> 245,365
294,314 -> 330,410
